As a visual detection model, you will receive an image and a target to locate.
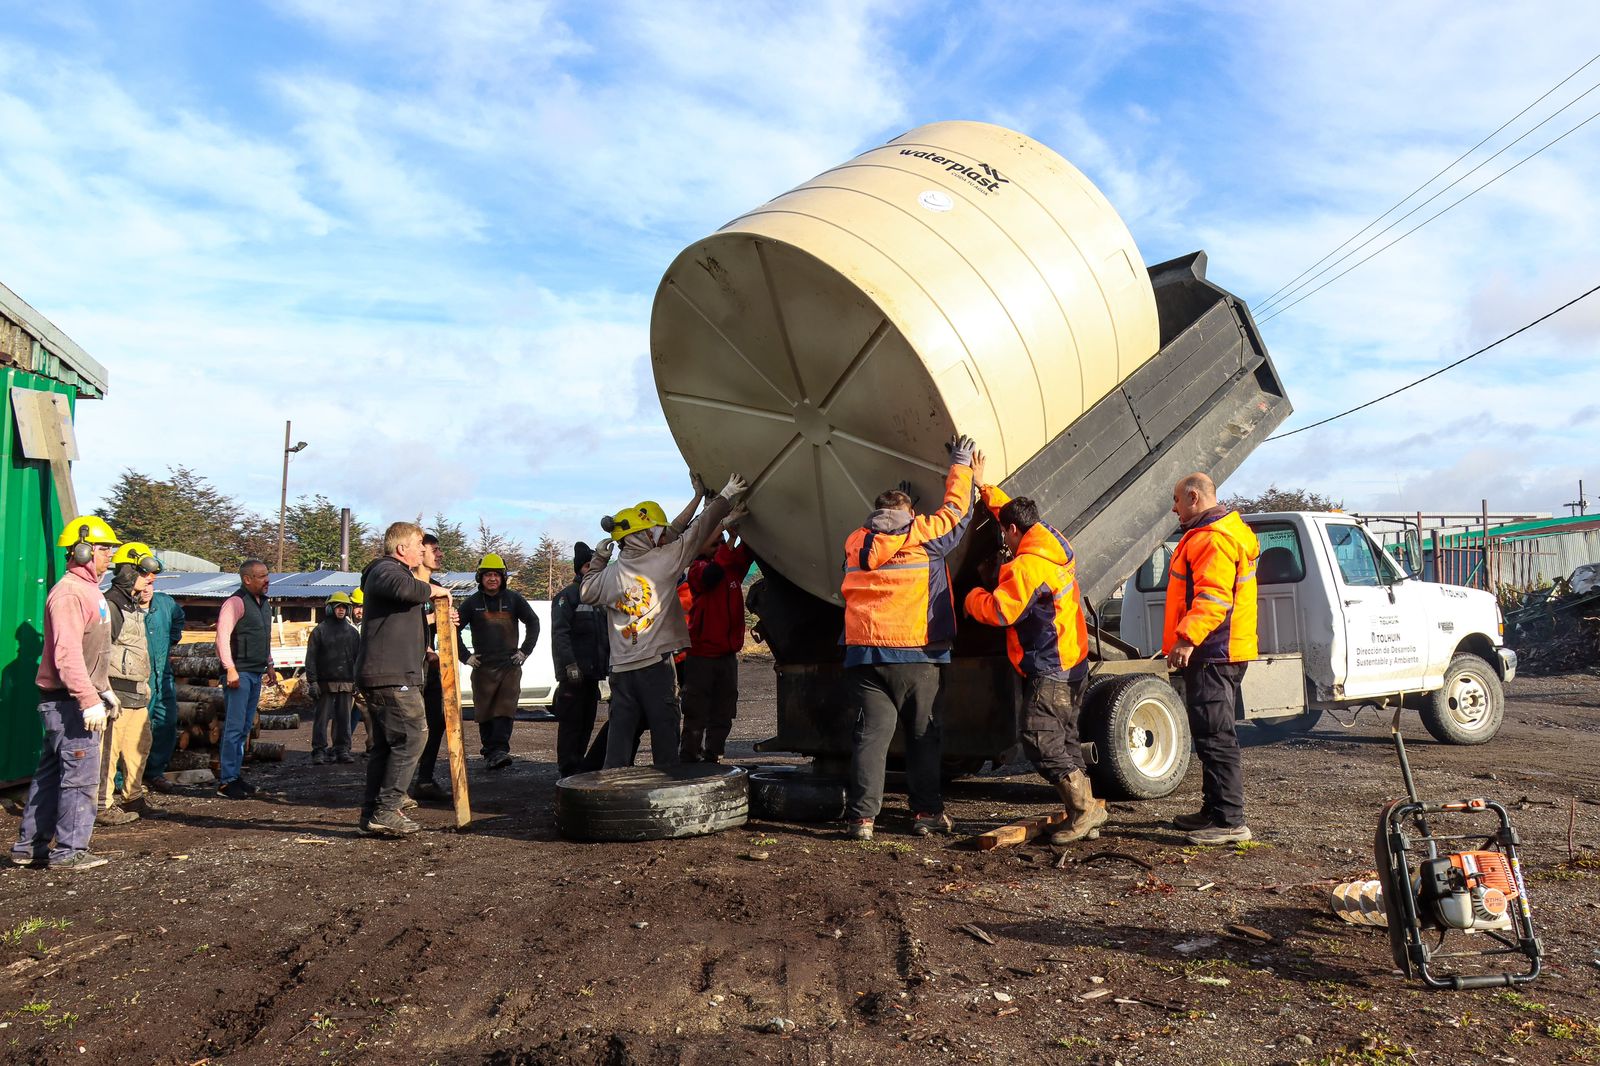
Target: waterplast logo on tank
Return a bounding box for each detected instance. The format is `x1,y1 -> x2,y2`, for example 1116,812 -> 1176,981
897,149 -> 1012,194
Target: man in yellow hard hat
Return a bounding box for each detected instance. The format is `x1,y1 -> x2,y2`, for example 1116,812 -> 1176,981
305,592 -> 359,764
580,473 -> 747,768
456,553 -> 539,770
11,516 -> 119,871
347,586 -> 367,749
96,542 -> 161,826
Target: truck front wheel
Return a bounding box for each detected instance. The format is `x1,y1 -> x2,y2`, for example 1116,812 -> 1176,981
1083,675 -> 1191,800
1421,654 -> 1504,745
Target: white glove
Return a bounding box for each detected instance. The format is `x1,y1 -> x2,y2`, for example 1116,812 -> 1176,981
511,651 -> 527,667
467,654 -> 482,668
100,689 -> 122,720
81,701 -> 108,733
592,539 -> 616,565
719,473 -> 749,499
563,663 -> 582,683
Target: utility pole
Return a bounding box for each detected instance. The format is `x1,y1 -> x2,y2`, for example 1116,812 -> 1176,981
1564,479 -> 1588,517
275,420 -> 309,571
339,507 -> 352,571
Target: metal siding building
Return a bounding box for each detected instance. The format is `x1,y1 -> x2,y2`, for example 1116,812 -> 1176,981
0,282 -> 107,785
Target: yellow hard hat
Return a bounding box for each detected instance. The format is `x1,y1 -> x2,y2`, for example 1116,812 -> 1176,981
111,541 -> 161,573
57,515 -> 120,549
326,591 -> 352,606
350,588 -> 364,605
477,553 -> 507,572
601,501 -> 668,542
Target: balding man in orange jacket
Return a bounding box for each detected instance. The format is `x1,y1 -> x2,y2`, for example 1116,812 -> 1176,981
1163,473 -> 1260,845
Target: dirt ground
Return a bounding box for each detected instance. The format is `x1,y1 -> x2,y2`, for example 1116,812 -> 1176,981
2,655 -> 1598,1065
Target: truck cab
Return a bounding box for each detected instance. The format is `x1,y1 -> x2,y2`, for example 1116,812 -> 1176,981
1120,511 -> 1516,744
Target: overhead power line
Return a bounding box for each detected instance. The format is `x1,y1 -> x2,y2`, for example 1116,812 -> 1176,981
1265,280 -> 1600,442
1257,103 -> 1600,324
1257,58 -> 1600,318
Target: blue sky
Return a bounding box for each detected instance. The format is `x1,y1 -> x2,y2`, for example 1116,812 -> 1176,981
4,1 -> 1599,553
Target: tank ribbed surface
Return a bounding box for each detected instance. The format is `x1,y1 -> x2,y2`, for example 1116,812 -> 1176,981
652,120 -> 1159,604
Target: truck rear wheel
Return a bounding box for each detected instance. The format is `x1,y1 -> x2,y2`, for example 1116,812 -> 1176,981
1084,675 -> 1191,800
1421,654 -> 1504,745
748,768 -> 847,822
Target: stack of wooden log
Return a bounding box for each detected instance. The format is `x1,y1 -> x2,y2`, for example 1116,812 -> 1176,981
165,643 -> 299,772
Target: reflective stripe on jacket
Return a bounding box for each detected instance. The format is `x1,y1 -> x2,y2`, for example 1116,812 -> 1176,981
842,463 -> 974,649
1162,508 -> 1259,663
962,484 -> 1087,679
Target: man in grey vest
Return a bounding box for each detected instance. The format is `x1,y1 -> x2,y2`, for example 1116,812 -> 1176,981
98,542 -> 159,825
216,559 -> 278,800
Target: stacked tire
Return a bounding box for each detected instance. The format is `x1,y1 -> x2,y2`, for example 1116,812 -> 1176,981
556,765 -> 749,842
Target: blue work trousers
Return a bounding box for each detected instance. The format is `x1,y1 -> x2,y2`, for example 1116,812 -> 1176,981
220,671 -> 265,785
12,696 -> 103,865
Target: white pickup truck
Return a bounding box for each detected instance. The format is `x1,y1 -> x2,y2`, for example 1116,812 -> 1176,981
1092,511 -> 1517,798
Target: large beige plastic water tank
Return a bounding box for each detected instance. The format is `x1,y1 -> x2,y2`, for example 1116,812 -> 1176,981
652,120 -> 1160,604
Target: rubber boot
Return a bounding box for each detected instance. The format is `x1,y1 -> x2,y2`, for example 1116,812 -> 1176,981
1049,770 -> 1108,845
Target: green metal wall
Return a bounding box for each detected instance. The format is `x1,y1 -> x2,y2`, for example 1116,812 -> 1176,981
1,367 -> 75,785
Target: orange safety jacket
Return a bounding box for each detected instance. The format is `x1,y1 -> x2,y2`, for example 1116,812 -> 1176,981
673,578 -> 693,665
842,463 -> 975,649
1162,507 -> 1260,663
962,485 -> 1088,679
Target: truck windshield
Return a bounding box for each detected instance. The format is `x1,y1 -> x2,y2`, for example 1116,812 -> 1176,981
1326,523 -> 1402,587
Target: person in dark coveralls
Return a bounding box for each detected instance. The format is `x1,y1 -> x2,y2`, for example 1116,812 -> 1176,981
841,436 -> 982,841
412,532 -> 452,800
304,592 -> 358,765
1163,472 -> 1261,846
963,487 -> 1106,844
551,542 -> 611,778
357,522 -> 456,837
456,553 -> 539,770
580,474 -> 746,768
11,515 -> 120,871
680,510 -> 753,763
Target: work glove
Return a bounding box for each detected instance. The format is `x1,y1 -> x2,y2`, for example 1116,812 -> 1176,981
511,651 -> 527,667
719,473 -> 749,500
81,700 -> 108,733
563,663 -> 583,683
896,479 -> 921,508
467,654 -> 482,669
100,689 -> 122,720
722,502 -> 750,530
306,682 -> 319,701
592,539 -> 616,566
691,470 -> 713,501
947,434 -> 976,468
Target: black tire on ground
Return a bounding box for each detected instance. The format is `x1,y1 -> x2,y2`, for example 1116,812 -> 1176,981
1421,653 -> 1505,745
748,769 -> 848,822
1083,674 -> 1191,800
1244,708 -> 1325,746
556,765 -> 749,842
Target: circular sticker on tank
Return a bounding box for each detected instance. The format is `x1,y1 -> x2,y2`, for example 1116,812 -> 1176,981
918,190 -> 954,212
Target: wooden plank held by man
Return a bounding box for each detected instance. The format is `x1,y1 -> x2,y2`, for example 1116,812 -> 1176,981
974,810 -> 1070,851
433,593 -> 473,828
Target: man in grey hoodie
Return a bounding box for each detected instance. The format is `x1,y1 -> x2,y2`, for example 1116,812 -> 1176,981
580,474 -> 748,769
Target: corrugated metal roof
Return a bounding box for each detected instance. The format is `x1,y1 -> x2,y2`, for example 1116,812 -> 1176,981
134,569 -> 481,600
0,281 -> 108,398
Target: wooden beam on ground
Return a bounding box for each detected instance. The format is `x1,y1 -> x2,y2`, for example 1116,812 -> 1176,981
433,593 -> 472,829
974,810 -> 1068,851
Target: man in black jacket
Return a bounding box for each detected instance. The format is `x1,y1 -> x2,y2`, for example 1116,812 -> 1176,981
551,542 -> 610,778
305,592 -> 359,765
357,522 -> 455,837
456,554 -> 539,770
411,532 -> 451,801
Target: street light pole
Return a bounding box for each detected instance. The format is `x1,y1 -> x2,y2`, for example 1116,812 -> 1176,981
275,420 -> 309,571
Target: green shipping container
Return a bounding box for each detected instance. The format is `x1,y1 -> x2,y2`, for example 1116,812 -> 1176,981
0,282 -> 106,787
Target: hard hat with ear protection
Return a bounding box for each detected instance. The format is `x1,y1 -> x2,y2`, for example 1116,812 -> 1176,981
600,501 -> 668,542
58,515 -> 120,566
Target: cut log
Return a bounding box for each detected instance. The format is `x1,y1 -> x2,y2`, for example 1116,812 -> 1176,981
170,642 -> 218,659
169,655 -> 222,678
208,719 -> 222,746
974,810 -> 1070,851
176,703 -> 218,727
167,749 -> 216,772
176,684 -> 224,708
258,714 -> 300,730
246,740 -> 285,762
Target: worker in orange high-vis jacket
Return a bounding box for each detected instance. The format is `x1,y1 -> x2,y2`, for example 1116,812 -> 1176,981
840,434 -> 982,841
963,487 -> 1105,845
1162,472 -> 1260,846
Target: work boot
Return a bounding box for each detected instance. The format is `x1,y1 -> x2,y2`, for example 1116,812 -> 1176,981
97,805 -> 140,826
311,752 -> 328,766
487,751 -> 513,771
51,851 -> 109,871
411,779 -> 450,802
398,795 -> 419,812
360,810 -> 419,838
1049,771 -> 1108,845
911,812 -> 954,837
217,779 -> 251,800
1187,824 -> 1252,846
846,819 -> 874,841
1170,809 -> 1213,832
145,775 -> 176,795
236,776 -> 262,796
335,751 -> 355,764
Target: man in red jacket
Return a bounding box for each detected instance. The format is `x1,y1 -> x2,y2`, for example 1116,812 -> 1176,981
679,508 -> 752,763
